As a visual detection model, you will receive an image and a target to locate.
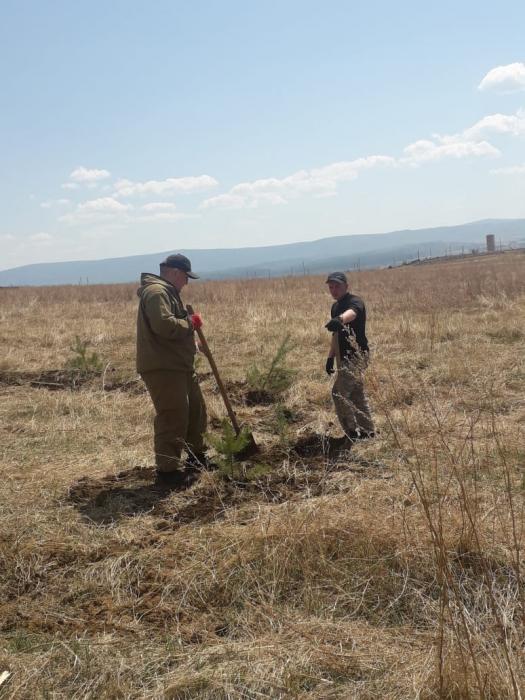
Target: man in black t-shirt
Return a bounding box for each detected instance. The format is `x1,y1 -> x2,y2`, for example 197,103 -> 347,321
324,271 -> 375,442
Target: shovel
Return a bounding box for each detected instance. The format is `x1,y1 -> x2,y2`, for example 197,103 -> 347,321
187,304 -> 259,459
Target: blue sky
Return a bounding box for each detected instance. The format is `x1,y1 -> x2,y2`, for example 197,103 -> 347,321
1,0 -> 524,269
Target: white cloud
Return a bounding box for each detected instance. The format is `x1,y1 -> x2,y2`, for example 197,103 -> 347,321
201,156 -> 395,209
141,202 -> 178,212
30,232 -> 53,242
1,234 -> 16,241
463,110 -> 525,140
136,201 -> 197,221
60,166 -> 111,191
114,175 -> 218,198
40,198 -> 71,209
402,137 -> 500,164
60,197 -> 131,225
478,62 -> 525,93
57,196 -> 196,225
79,197 -> 130,213
70,166 -> 111,183
201,112 -> 511,210
202,107 -> 525,210
52,107 -> 523,220
401,109 -> 525,166
311,155 -> 395,182
200,193 -> 247,210
491,163 -> 525,175
137,211 -> 199,222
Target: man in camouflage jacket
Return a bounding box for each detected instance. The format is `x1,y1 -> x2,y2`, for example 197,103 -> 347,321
137,254 -> 207,487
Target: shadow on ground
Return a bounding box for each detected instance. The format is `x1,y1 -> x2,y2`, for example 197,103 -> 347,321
68,466 -> 176,524
68,437 -> 389,526
68,463 -> 299,526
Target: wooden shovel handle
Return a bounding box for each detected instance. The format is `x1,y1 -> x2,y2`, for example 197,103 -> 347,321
187,305 -> 241,434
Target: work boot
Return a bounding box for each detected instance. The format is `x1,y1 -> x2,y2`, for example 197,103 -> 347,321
185,452 -> 218,472
354,431 -> 376,441
327,435 -> 353,457
154,468 -> 198,490
329,435 -> 350,447
341,430 -> 377,444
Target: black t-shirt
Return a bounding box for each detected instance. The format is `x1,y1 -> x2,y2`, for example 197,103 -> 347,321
331,292 -> 369,361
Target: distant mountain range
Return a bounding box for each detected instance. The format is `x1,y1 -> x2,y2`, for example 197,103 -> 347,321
1,219 -> 524,286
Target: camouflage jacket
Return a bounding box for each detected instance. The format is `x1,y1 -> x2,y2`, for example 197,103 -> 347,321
136,273 -> 196,373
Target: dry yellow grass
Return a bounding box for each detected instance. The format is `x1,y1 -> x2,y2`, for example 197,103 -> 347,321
1,251 -> 524,698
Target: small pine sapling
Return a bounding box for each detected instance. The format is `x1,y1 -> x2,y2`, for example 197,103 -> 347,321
66,336 -> 103,373
273,403 -> 294,449
207,420 -> 252,480
246,333 -> 296,399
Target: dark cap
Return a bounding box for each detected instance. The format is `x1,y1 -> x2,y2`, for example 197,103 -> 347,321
161,253 -> 199,279
325,271 -> 347,284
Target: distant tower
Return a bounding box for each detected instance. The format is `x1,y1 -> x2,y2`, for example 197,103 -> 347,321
486,234 -> 495,253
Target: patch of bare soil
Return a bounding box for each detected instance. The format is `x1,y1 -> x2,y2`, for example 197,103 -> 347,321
294,431 -> 331,457
69,466 -> 162,521
101,377 -> 145,394
0,369 -> 95,390
209,378 -> 281,406
210,378 -> 245,402
0,369 -> 145,393
67,445 -> 389,527
67,465 -> 287,526
243,389 -> 274,405
293,431 -> 349,457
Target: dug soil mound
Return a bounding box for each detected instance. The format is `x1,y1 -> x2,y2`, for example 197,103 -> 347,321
0,368 -> 145,393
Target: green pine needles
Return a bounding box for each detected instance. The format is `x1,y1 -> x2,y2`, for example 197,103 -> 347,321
246,333 -> 296,398
66,336 -> 104,373
206,420 -> 252,479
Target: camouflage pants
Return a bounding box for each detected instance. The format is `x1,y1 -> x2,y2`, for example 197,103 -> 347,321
141,370 -> 207,472
332,358 -> 374,437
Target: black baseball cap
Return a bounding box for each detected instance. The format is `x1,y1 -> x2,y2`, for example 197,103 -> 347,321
325,271 -> 347,284
161,253 -> 199,279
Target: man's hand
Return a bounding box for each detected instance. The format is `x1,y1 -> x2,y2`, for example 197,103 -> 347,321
325,317 -> 343,333
190,313 -> 203,330
325,356 -> 335,375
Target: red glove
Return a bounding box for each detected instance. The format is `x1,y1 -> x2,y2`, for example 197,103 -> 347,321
190,313 -> 203,330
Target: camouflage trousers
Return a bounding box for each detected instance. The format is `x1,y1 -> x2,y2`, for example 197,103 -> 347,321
332,357 -> 374,437
141,370 -> 207,472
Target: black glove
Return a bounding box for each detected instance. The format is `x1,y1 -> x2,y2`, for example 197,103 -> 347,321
325,356 -> 335,375
325,318 -> 343,332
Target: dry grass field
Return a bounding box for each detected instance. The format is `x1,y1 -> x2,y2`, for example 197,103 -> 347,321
1,252 -> 525,699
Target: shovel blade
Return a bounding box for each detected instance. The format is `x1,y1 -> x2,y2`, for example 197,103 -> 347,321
233,432 -> 259,460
